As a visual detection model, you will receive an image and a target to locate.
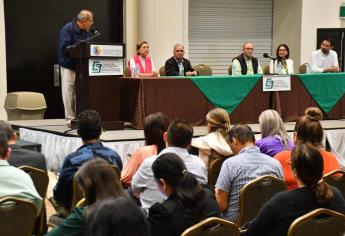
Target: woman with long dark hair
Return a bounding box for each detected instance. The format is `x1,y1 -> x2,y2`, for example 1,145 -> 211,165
121,112 -> 170,187
47,158 -> 126,236
148,152 -> 220,236
247,144 -> 345,236
269,44 -> 294,74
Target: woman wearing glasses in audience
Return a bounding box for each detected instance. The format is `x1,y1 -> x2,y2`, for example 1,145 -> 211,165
246,143 -> 345,236
148,152 -> 220,236
269,44 -> 294,74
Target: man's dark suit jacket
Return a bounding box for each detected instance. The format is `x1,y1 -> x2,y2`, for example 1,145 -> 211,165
165,56 -> 196,76
8,144 -> 47,171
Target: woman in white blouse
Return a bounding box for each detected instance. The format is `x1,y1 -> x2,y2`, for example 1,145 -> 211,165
269,44 -> 294,74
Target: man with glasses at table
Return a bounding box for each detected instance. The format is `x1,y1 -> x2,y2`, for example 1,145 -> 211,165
165,44 -> 198,76
232,42 -> 263,75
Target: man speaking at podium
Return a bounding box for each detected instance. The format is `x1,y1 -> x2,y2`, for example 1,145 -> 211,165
58,10 -> 94,120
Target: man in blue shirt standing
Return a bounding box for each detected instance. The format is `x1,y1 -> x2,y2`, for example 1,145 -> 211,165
58,10 -> 94,119
53,109 -> 122,215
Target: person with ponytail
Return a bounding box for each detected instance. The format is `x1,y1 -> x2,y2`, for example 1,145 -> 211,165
148,152 -> 220,236
275,107 -> 340,190
121,112 -> 170,187
192,108 -> 232,166
256,109 -> 294,157
246,144 -> 345,236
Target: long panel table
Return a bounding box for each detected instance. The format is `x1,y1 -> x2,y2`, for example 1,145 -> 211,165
118,74 -> 345,129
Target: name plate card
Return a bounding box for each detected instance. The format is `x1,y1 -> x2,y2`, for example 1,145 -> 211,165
263,75 -> 291,92
89,58 -> 123,76
90,44 -> 123,57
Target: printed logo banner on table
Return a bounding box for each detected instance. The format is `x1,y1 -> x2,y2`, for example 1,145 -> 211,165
89,59 -> 123,76
90,44 -> 123,57
263,75 -> 291,92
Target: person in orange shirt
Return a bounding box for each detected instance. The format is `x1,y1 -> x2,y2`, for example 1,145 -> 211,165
121,112 -> 170,187
275,107 -> 340,190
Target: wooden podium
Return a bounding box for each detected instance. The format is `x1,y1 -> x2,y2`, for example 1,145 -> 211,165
68,42 -> 125,130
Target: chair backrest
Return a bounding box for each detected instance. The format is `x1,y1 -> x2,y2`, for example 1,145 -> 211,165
208,150 -> 229,187
19,165 -> 49,235
228,65 -> 232,75
124,66 -> 131,77
181,217 -> 240,236
237,175 -> 287,227
262,65 -> 270,74
287,208 -> 345,236
19,166 -> 49,198
299,63 -> 308,74
323,170 -> 345,199
159,66 -> 166,76
193,64 -> 213,76
71,164 -> 121,208
0,197 -> 37,236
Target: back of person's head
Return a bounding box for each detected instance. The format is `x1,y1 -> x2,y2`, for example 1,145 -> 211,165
228,124 -> 255,145
206,108 -> 231,140
86,197 -> 150,236
76,158 -> 125,205
259,109 -> 290,149
152,152 -> 206,225
291,143 -> 333,205
0,121 -> 14,140
167,119 -> 193,148
295,107 -> 323,147
0,130 -> 8,159
144,112 -> 170,153
77,109 -> 102,142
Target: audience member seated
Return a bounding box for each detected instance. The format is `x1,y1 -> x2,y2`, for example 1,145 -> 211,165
0,121 -> 47,171
256,109 -> 293,157
269,44 -> 294,74
192,108 -> 232,167
0,129 -> 42,214
232,42 -> 263,75
132,119 -> 208,211
215,124 -> 283,223
165,44 -> 198,76
47,158 -> 126,236
310,38 -> 340,73
148,152 -> 220,236
121,112 -> 170,187
86,197 -> 150,236
275,107 -> 340,190
53,109 -> 122,215
128,41 -> 158,78
246,144 -> 345,236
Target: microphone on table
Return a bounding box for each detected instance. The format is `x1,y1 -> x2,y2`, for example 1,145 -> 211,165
263,53 -> 276,60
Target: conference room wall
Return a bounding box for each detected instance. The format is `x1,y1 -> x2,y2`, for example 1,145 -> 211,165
0,0 -> 6,120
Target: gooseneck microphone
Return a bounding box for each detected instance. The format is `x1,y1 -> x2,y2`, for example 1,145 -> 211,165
263,53 -> 276,60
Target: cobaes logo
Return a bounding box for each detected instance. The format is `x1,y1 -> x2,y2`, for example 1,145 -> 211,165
265,78 -> 274,89
92,61 -> 102,73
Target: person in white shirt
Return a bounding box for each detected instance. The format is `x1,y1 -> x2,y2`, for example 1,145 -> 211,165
310,39 -> 340,73
132,119 -> 207,211
269,44 -> 294,74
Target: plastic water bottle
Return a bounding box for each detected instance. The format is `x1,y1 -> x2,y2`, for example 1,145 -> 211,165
178,63 -> 184,76
231,64 -> 237,75
276,62 -> 283,74
305,63 -> 311,74
130,63 -> 137,78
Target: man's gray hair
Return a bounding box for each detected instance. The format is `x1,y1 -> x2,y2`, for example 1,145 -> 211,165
173,44 -> 184,50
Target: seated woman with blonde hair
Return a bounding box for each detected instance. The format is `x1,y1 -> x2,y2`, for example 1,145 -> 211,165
256,109 -> 293,157
128,41 -> 158,78
191,108 -> 232,166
